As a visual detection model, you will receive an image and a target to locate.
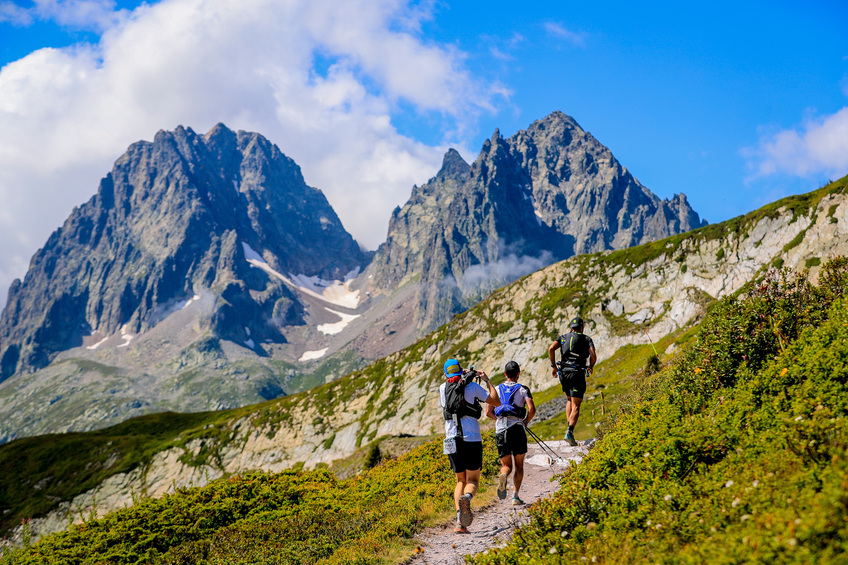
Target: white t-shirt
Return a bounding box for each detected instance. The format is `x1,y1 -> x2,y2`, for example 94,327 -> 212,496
494,381 -> 532,434
439,380 -> 489,442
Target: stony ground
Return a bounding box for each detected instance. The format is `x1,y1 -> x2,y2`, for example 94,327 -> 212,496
406,439 -> 590,565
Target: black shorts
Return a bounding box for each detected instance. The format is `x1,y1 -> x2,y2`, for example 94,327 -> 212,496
559,368 -> 587,399
447,438 -> 483,473
496,424 -> 528,458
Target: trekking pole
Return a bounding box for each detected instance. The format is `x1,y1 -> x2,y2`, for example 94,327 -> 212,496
524,425 -> 565,462
526,427 -> 563,463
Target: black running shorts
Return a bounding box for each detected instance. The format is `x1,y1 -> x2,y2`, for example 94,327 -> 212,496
447,438 -> 483,473
559,368 -> 587,399
496,424 -> 528,458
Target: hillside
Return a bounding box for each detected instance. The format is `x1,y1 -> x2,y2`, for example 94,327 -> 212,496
1,176 -> 846,545
2,258 -> 845,564
469,259 -> 848,564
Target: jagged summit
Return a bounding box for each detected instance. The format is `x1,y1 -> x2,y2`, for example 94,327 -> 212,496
371,110 -> 707,331
438,148 -> 471,179
0,124 -> 367,380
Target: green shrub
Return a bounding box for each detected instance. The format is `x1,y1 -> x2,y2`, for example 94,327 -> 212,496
470,257 -> 848,564
1,433 -> 500,565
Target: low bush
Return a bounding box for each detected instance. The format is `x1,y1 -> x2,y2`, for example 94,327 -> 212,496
470,258 -> 848,564
1,435 -> 500,564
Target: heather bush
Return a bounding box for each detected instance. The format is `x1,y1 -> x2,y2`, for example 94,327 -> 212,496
1,434 -> 499,564
471,258 -> 848,564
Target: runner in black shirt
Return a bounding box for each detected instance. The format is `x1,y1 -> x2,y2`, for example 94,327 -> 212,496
548,316 -> 596,446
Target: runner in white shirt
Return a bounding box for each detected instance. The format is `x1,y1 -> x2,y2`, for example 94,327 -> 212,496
486,360 -> 536,505
439,358 -> 499,533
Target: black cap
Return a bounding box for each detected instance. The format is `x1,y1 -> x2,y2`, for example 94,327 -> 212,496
569,316 -> 584,329
504,360 -> 520,377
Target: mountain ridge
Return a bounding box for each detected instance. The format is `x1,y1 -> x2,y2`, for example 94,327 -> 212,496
0,112 -> 704,445
369,111 -> 705,332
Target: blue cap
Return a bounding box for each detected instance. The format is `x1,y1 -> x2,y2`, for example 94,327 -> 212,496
444,358 -> 462,377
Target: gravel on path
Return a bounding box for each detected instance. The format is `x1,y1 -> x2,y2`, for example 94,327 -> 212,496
406,440 -> 590,565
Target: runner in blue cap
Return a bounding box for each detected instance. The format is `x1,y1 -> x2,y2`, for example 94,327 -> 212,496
439,358 -> 499,533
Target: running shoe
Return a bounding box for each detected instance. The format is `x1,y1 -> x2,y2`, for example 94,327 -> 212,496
454,525 -> 469,534
512,495 -> 525,506
497,473 -> 508,499
458,493 -> 473,527
564,430 -> 577,446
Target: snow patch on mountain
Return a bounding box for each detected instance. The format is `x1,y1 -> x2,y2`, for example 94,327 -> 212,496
317,309 -> 360,336
241,243 -> 360,309
299,348 -> 328,362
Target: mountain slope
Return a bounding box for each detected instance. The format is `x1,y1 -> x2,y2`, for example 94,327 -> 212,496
3,175 -> 845,544
369,111 -> 705,332
471,259 -> 848,564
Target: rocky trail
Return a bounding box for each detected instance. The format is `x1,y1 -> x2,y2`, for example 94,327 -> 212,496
406,439 -> 591,565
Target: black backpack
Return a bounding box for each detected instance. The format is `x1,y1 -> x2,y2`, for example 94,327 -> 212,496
443,370 -> 483,434
559,332 -> 593,369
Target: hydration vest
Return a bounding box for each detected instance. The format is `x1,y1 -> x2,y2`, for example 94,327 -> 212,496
559,332 -> 593,369
493,382 -> 527,419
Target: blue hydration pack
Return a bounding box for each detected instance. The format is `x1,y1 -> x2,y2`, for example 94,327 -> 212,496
493,382 -> 527,419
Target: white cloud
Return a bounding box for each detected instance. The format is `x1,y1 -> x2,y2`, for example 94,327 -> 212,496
0,0 -> 123,31
745,107 -> 848,178
459,251 -> 554,292
0,2 -> 33,25
543,22 -> 586,47
0,0 -> 498,307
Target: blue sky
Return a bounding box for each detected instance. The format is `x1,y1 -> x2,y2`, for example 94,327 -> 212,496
1,0 -> 847,306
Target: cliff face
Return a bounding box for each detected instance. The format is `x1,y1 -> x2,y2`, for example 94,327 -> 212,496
370,112 -> 705,332
0,124 -> 367,380
12,177 -> 847,545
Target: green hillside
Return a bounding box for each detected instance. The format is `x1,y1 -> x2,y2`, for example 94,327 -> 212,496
0,176 -> 845,553
3,258 -> 845,564
471,258 -> 848,564
1,417 -> 500,564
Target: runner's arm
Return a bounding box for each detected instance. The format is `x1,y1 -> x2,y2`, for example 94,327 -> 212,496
479,372 -> 500,407
587,346 -> 597,375
548,341 -> 560,378
524,397 -> 536,425
485,402 -> 497,420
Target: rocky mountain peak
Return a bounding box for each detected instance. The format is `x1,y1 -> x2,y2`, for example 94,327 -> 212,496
437,148 -> 470,180
370,110 -> 706,332
0,124 -> 367,380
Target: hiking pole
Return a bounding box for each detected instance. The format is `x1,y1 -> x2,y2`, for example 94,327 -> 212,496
524,425 -> 565,463
525,426 -> 560,457
526,427 -> 564,464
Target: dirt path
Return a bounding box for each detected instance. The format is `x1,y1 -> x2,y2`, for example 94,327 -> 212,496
406,440 -> 590,565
